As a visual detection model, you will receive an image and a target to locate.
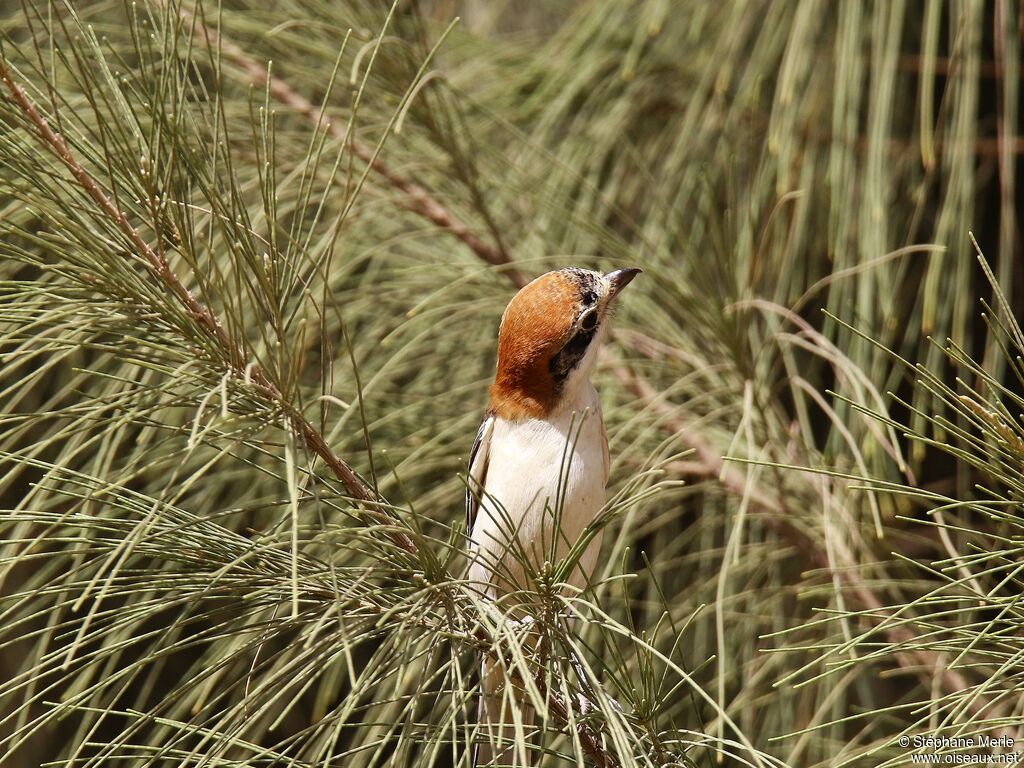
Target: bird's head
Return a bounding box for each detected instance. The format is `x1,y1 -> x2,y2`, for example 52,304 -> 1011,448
488,267 -> 641,420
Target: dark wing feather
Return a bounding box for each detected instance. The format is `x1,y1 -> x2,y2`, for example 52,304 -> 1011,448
465,413 -> 494,541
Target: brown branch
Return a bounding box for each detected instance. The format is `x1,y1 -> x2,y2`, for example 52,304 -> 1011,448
536,683 -> 620,768
175,5 -> 529,290
156,2 -> 1012,751
613,352 -> 1013,723
1,46 -> 630,768
307,581 -> 622,767
0,56 -> 416,556
172,0 -> 974,733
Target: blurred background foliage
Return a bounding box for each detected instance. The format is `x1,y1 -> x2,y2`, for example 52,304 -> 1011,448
0,0 -> 1022,766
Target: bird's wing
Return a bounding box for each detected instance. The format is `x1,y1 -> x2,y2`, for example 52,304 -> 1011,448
465,413 -> 494,539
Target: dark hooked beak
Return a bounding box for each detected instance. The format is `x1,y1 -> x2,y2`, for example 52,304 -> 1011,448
604,267 -> 642,300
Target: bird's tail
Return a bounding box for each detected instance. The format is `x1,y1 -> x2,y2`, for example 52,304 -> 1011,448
472,654 -> 535,767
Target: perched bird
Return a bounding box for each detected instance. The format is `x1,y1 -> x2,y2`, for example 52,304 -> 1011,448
466,266 -> 640,766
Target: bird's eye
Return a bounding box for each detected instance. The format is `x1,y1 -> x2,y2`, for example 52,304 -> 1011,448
580,311 -> 598,331
582,290 -> 598,306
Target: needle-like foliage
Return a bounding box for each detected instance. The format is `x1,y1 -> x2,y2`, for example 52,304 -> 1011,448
0,1 -> 1020,767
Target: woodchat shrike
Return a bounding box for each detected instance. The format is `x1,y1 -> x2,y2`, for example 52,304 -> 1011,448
465,266 -> 640,766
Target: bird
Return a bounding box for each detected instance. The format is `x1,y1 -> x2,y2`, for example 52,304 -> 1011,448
465,266 -> 640,767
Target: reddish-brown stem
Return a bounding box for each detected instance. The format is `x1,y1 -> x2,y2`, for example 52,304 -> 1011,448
611,356 -> 1011,723
2,44 -> 623,767
0,56 -> 416,555
178,7 -> 529,290
177,3 -> 1008,732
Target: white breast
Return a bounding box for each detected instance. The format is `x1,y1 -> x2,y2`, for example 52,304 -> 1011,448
469,384 -> 607,595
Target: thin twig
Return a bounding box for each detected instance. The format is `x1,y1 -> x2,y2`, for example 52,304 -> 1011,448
175,5 -> 529,289
613,358 -> 1012,723
1,49 -> 627,768
166,0 -> 985,736
0,56 -> 415,556
171,3 -> 1014,734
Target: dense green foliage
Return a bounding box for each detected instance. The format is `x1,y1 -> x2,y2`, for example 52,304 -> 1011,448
0,1 -> 1021,766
